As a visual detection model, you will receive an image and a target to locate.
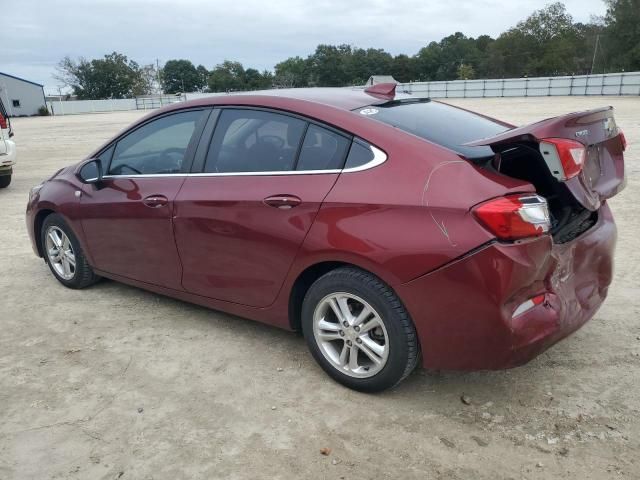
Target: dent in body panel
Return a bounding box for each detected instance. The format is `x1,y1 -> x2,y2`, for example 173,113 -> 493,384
421,160 -> 467,246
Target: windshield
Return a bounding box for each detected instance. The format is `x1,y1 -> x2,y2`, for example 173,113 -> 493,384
356,100 -> 510,160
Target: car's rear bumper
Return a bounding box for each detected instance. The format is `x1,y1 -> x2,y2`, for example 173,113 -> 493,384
397,203 -> 616,370
0,139 -> 17,172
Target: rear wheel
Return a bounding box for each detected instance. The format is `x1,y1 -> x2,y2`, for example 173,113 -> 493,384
0,174 -> 11,188
41,213 -> 100,289
302,267 -> 419,392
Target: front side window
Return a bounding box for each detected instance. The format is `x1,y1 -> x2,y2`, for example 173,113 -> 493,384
296,125 -> 350,171
109,110 -> 204,175
204,109 -> 306,173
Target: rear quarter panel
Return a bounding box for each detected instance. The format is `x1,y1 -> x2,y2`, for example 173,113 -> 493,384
295,128 -> 535,285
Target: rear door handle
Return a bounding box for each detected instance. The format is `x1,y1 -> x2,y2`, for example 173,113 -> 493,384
143,194 -> 168,208
263,194 -> 301,209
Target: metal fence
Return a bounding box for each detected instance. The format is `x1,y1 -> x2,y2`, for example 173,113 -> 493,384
135,95 -> 185,109
397,71 -> 640,98
47,98 -> 136,115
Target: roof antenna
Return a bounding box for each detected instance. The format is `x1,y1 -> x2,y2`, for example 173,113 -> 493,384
364,83 -> 396,99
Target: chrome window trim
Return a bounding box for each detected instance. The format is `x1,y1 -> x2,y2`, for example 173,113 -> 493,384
342,145 -> 387,173
100,145 -> 387,179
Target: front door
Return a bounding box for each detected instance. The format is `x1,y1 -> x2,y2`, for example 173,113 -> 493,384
174,108 -> 351,307
80,109 -> 208,289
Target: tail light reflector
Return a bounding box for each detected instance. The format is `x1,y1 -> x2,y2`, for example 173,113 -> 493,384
619,130 -> 627,151
539,138 -> 586,180
473,194 -> 550,240
0,112 -> 7,130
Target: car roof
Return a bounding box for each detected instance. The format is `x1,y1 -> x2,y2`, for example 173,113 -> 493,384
178,87 -> 414,112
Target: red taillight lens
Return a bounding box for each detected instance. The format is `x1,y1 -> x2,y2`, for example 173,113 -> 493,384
473,194 -> 550,240
619,130 -> 627,151
0,112 -> 7,130
540,138 -> 586,180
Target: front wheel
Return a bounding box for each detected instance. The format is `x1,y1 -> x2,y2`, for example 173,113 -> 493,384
41,213 -> 100,289
0,174 -> 11,188
302,267 -> 419,392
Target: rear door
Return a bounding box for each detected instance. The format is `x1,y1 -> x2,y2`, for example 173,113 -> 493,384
173,108 -> 351,307
467,107 -> 626,211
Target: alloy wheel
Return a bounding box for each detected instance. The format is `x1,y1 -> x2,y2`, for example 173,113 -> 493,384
45,226 -> 76,280
312,292 -> 389,378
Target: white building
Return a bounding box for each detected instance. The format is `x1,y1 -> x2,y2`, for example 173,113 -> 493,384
0,72 -> 46,116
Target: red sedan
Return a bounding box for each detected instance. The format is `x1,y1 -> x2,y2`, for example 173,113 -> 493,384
26,84 -> 626,391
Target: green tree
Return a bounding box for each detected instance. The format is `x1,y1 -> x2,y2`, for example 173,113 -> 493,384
415,33 -> 483,80
307,44 -> 353,86
196,65 -> 209,91
244,68 -> 273,90
274,56 -> 309,87
457,64 -> 476,79
161,59 -> 201,93
55,52 -> 150,99
487,3 -> 592,77
208,60 -> 246,92
347,48 -> 394,84
391,54 -> 416,83
602,0 -> 640,71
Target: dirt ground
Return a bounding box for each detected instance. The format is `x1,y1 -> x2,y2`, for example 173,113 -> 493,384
1,96 -> 639,480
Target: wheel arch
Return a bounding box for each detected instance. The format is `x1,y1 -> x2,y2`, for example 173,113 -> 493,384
287,260 -> 413,336
33,208 -> 56,257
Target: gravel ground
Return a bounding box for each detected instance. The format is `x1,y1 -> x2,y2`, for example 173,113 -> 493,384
1,96 -> 639,479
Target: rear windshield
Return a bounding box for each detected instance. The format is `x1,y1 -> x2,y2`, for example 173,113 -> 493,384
357,100 -> 509,160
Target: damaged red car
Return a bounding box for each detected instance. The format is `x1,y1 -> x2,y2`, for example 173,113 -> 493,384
26,84 -> 626,391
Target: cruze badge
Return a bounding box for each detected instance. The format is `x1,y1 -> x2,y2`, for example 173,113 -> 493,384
575,129 -> 589,138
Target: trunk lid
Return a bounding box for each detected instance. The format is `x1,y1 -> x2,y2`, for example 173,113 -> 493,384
467,107 -> 626,211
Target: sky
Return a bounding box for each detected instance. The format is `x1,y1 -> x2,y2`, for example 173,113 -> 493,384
0,0 -> 607,94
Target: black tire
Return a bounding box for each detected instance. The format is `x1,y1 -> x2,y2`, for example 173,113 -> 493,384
41,213 -> 100,289
301,267 -> 419,392
0,174 -> 11,188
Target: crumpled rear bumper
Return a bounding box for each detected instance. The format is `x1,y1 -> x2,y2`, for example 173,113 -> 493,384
396,203 -> 616,370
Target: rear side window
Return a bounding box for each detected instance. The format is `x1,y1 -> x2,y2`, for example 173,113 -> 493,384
296,125 -> 350,171
109,110 -> 203,175
358,100 -> 508,159
205,109 -> 305,173
345,139 -> 375,169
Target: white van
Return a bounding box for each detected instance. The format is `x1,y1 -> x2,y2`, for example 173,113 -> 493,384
0,97 -> 16,188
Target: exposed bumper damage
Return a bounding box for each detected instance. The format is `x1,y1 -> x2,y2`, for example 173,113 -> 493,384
397,203 -> 616,370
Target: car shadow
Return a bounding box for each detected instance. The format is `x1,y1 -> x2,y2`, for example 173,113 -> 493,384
87,278 -> 567,403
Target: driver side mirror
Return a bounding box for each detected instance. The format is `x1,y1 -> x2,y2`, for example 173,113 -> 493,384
77,158 -> 103,184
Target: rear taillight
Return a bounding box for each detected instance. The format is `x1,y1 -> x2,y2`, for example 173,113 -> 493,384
473,194 -> 550,240
619,130 -> 627,151
539,138 -> 586,180
0,112 -> 7,130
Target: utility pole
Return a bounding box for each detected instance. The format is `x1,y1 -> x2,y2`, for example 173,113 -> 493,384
590,34 -> 600,75
156,58 -> 161,94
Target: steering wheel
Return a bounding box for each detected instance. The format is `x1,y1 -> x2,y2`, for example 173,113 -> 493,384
157,148 -> 185,172
259,135 -> 285,150
118,164 -> 143,175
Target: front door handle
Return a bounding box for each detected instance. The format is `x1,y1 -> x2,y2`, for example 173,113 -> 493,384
143,194 -> 168,208
263,194 -> 301,209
